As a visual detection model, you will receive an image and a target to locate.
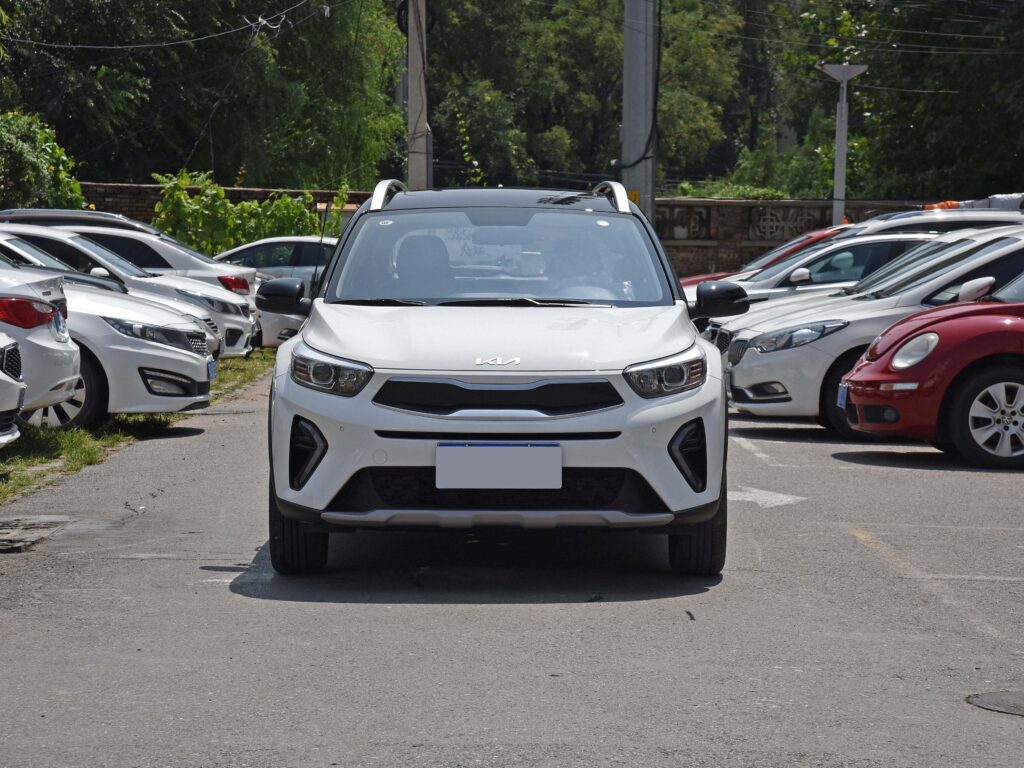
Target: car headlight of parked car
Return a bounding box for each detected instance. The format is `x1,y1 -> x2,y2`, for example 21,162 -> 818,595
750,320 -> 848,353
176,289 -> 239,316
624,347 -> 707,398
890,332 -> 939,370
291,342 -> 373,396
103,317 -> 196,354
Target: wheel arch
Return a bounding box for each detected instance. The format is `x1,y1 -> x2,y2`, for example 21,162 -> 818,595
818,345 -> 869,416
70,337 -> 110,413
935,353 -> 1024,441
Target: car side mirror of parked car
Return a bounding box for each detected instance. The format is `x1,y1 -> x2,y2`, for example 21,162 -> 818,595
690,280 -> 749,320
789,267 -> 811,284
256,277 -> 311,316
90,267 -> 111,278
957,276 -> 996,303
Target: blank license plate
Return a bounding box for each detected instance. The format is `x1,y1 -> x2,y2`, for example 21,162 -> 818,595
836,384 -> 848,408
207,360 -> 217,381
435,443 -> 562,489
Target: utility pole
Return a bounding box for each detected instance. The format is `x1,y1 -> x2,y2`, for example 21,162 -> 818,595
407,0 -> 432,189
817,63 -> 866,226
620,0 -> 657,220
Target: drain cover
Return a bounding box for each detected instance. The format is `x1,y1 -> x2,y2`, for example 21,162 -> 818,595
0,516 -> 71,553
966,691 -> 1024,717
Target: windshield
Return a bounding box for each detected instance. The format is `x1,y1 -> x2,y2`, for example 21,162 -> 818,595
992,270 -> 1024,303
742,240 -> 835,283
740,233 -> 815,272
327,208 -> 673,306
850,239 -> 966,293
6,237 -> 74,270
868,237 -> 1021,297
159,234 -> 220,264
71,236 -> 151,277
831,225 -> 865,240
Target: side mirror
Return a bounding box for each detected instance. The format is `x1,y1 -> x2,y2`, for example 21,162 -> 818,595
691,280 -> 749,320
957,276 -> 996,303
789,267 -> 811,285
90,267 -> 111,278
256,277 -> 311,316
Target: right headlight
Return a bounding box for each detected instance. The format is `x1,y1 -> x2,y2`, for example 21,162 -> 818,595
291,342 -> 373,397
750,320 -> 848,353
890,332 -> 939,370
103,317 -> 193,354
624,347 -> 707,398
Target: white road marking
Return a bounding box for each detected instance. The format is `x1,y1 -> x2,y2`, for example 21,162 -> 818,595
731,436 -> 772,463
728,486 -> 806,508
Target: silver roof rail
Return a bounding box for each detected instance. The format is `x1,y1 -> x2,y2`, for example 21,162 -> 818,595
592,180 -> 631,214
369,179 -> 408,211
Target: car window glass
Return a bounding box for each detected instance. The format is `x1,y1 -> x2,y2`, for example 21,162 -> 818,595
747,240 -> 834,283
20,235 -> 101,272
740,234 -> 811,272
994,270 -> 1024,302
3,238 -> 72,270
71,236 -> 151,277
881,237 -> 1020,296
925,246 -> 1024,305
221,248 -> 254,267
247,244 -> 295,269
296,242 -> 330,267
88,234 -> 173,269
788,242 -> 897,285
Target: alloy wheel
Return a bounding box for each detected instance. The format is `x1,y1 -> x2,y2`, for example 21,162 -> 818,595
968,381 -> 1024,458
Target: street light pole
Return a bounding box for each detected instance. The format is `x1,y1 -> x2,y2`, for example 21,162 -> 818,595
407,0 -> 432,189
620,0 -> 657,220
817,63 -> 866,226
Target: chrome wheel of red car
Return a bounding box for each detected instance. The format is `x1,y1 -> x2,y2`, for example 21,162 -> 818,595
948,367 -> 1024,468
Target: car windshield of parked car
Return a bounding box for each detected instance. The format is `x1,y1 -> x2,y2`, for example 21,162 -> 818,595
991,271 -> 1024,303
851,239 -> 970,294
739,233 -> 815,272
328,209 -> 673,306
6,237 -> 74,270
741,240 -> 835,283
71,236 -> 152,278
867,237 -> 1021,297
159,234 -> 221,264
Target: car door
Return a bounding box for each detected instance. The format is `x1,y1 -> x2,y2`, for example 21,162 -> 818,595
767,240 -> 924,300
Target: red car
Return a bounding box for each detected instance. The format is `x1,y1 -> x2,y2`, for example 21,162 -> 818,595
842,273 -> 1024,468
679,225 -> 848,287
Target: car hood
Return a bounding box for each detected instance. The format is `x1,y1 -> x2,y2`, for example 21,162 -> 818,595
871,301 -> 1024,356
730,294 -> 904,337
66,285 -> 199,329
142,274 -> 247,305
302,301 -> 697,372
0,268 -> 66,304
718,290 -> 852,332
129,289 -> 214,322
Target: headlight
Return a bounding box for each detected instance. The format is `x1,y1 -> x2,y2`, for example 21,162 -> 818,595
291,343 -> 373,397
750,320 -> 848,353
103,317 -> 193,353
891,332 -> 939,370
624,348 -> 707,398
176,289 -> 233,315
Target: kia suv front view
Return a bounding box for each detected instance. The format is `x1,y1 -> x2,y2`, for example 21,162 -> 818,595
259,181 -> 748,576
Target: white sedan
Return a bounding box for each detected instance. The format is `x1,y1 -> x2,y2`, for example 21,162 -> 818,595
718,225 -> 1024,434
0,330 -> 27,447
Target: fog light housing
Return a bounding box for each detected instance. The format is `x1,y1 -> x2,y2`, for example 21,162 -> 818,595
289,417 -> 327,490
668,418 -> 707,492
139,368 -> 201,397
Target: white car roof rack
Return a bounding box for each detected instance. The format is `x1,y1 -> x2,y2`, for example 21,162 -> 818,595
592,181 -> 631,214
369,179 -> 408,211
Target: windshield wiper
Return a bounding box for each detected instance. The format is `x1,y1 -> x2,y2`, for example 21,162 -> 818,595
437,297 -> 609,307
334,298 -> 427,306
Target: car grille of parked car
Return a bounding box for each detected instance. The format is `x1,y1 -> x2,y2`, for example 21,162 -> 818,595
726,339 -> 748,366
703,324 -> 731,353
1,343 -> 22,381
327,467 -> 668,513
186,332 -> 210,357
372,378 -> 624,417
0,408 -> 18,434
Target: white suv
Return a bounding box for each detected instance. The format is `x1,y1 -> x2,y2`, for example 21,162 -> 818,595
259,181 -> 748,576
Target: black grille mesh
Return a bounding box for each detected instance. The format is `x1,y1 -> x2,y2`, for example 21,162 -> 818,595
186,332 -> 209,357
1,344 -> 22,380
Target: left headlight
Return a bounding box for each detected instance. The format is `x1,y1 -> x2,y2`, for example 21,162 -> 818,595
750,320 -> 848,354
291,343 -> 373,397
624,348 -> 707,398
103,317 -> 193,353
891,332 -> 939,370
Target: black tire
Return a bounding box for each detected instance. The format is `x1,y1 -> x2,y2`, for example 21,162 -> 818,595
819,350 -> 867,439
19,350 -> 107,429
268,479 -> 329,574
668,472 -> 727,577
946,366 -> 1024,469
928,440 -> 958,455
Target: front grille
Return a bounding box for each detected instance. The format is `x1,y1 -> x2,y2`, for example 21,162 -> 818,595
726,339 -> 748,366
0,408 -> 18,433
328,467 -> 668,513
713,328 -> 732,353
1,343 -> 22,380
373,378 -> 624,417
186,332 -> 209,357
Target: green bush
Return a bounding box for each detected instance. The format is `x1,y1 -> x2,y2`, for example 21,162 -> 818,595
677,180 -> 788,200
151,170 -> 347,254
0,112 -> 85,209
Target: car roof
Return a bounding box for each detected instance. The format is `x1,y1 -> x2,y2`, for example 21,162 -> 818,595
217,235 -> 339,257
0,208 -> 160,233
867,209 -> 1024,222
376,187 -> 623,213
0,222 -> 82,241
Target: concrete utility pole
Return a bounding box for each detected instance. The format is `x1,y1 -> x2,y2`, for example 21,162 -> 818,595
818,63 -> 867,226
407,0 -> 433,189
620,0 -> 657,220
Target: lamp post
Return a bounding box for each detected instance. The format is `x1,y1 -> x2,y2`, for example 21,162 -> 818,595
817,63 -> 867,226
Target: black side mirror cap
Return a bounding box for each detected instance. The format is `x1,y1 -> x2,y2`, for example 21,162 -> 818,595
256,277 -> 311,316
690,280 -> 749,320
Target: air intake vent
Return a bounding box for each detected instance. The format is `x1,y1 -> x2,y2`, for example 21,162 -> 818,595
668,418 -> 707,492
289,417 -> 327,490
373,378 -> 623,416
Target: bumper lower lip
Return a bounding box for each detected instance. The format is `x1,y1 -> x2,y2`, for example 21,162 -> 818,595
320,508 -> 676,528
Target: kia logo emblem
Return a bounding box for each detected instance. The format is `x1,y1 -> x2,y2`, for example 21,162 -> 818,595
475,357 -> 521,366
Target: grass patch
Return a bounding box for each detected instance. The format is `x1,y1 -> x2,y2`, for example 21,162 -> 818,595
0,349 -> 276,506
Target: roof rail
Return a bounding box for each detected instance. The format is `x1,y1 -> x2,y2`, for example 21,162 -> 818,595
369,179 -> 408,211
592,181 -> 631,214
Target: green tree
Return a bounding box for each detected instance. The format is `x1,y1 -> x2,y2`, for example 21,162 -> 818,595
0,111 -> 85,208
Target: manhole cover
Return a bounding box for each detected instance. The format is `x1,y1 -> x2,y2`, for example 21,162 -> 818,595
966,691 -> 1024,717
0,516 -> 72,553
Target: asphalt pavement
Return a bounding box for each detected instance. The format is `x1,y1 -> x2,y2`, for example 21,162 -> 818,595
1,374 -> 1022,767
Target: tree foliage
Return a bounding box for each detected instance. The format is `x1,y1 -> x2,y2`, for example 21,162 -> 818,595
0,111 -> 85,208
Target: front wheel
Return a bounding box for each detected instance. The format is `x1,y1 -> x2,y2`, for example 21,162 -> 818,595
820,350 -> 867,439
668,472 -> 727,577
947,366 -> 1024,469
268,479 -> 329,575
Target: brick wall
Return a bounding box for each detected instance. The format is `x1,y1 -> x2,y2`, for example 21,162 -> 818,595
80,182 -> 921,276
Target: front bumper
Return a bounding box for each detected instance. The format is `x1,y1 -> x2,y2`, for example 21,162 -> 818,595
270,363 -> 727,530
842,361 -> 944,440
211,310 -> 255,358
257,310 -> 304,348
726,341 -> 835,418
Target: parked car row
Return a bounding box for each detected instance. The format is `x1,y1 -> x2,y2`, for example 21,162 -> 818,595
689,208 -> 1024,468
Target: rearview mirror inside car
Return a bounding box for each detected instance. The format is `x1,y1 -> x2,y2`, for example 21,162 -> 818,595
957,276 -> 996,303
690,280 -> 749,320
256,277 -> 311,316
